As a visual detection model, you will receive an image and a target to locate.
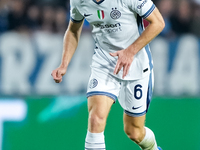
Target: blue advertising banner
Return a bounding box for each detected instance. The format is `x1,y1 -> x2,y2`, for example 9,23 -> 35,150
0,32 -> 199,96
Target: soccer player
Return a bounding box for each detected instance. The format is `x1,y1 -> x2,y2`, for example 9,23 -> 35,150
51,0 -> 165,149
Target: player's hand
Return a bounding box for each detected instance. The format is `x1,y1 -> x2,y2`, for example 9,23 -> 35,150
110,49 -> 134,79
51,67 -> 67,83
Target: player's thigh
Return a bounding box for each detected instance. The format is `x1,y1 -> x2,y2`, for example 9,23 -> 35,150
88,95 -> 114,120
87,68 -> 121,114
123,113 -> 146,130
87,95 -> 114,132
87,68 -> 121,121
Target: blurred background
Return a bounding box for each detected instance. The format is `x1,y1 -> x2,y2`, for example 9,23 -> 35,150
0,0 -> 200,149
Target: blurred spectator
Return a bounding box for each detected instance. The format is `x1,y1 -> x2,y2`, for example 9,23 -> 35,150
35,0 -> 69,8
27,5 -> 40,31
7,0 -> 29,32
157,0 -> 174,38
40,5 -> 55,32
170,0 -> 192,35
190,1 -> 200,37
0,0 -> 10,33
54,7 -> 68,34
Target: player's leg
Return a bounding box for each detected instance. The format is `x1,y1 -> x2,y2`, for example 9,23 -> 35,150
123,114 -> 146,144
87,95 -> 114,132
123,114 -> 158,150
85,95 -> 114,150
119,71 -> 160,150
85,68 -> 121,150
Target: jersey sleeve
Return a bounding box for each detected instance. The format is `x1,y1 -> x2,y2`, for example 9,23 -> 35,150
126,0 -> 156,19
70,0 -> 84,23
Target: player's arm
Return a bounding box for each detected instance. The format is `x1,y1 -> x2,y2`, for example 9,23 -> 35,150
60,20 -> 84,69
51,20 -> 84,83
128,7 -> 165,56
110,7 -> 165,78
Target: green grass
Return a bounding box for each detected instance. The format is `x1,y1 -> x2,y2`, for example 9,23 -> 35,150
2,97 -> 200,150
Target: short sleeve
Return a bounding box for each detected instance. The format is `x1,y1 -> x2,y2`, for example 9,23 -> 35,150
126,0 -> 156,19
70,0 -> 84,23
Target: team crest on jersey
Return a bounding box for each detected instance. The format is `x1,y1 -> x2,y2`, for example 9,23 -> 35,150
97,10 -> 105,19
89,78 -> 98,88
110,8 -> 121,20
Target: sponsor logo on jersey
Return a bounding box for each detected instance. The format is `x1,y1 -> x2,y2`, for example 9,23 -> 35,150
94,22 -> 121,29
89,79 -> 98,88
137,0 -> 147,9
94,22 -> 122,33
97,10 -> 105,19
110,8 -> 121,19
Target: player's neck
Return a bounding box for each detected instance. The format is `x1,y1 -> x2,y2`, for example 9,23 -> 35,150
95,0 -> 102,2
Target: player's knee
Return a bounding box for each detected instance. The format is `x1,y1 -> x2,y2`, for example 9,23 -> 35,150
125,130 -> 142,143
89,113 -> 106,131
124,126 -> 145,143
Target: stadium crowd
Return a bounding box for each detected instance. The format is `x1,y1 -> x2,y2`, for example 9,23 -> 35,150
0,0 -> 200,37
0,0 -> 70,34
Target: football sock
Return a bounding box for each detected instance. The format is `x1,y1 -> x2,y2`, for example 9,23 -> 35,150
138,127 -> 158,150
85,130 -> 106,150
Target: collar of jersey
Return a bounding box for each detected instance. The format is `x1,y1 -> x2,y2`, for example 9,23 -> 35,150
92,0 -> 105,4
